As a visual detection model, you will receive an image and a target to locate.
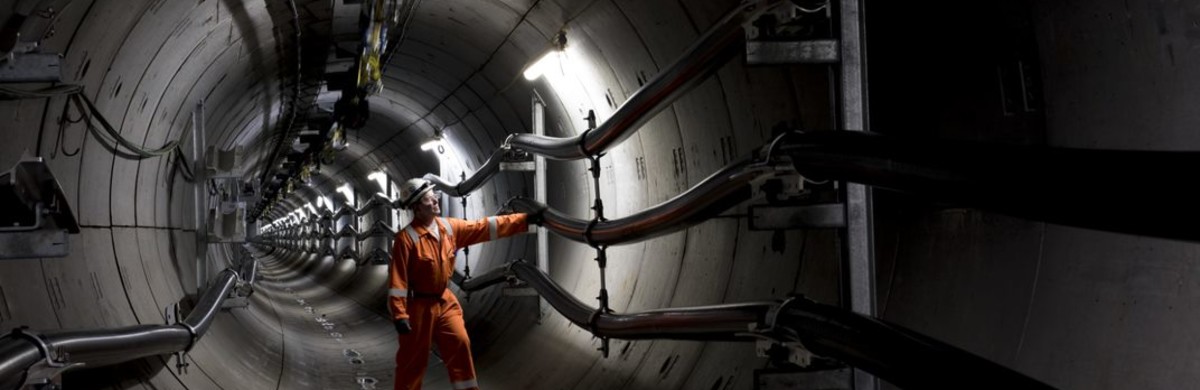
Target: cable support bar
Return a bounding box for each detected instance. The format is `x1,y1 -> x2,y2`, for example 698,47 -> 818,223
459,170 -> 472,295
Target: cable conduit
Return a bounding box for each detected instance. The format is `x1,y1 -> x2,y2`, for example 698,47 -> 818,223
505,154 -> 789,246
453,260 -> 1051,389
0,269 -> 239,389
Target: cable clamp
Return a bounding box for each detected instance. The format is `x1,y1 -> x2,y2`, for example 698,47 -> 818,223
583,219 -> 601,248
5,327 -> 83,388
587,308 -> 612,358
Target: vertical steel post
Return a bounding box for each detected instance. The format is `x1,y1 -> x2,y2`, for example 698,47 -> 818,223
192,101 -> 208,294
838,0 -> 877,389
532,95 -> 548,279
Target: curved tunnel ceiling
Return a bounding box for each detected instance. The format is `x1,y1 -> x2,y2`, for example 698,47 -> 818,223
3,0 -> 1200,389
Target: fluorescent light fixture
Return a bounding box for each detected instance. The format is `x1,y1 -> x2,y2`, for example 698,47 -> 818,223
336,184 -> 354,201
367,171 -> 389,192
420,139 -> 443,151
523,51 -> 560,81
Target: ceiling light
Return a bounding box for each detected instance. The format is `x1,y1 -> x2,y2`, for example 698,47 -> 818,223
367,171 -> 389,192
523,51 -> 560,81
421,129 -> 446,154
336,184 -> 354,202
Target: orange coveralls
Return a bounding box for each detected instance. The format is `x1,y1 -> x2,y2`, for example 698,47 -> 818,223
389,214 -> 528,390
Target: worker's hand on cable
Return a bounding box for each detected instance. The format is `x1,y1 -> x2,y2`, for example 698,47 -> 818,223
394,319 -> 412,334
527,209 -> 546,226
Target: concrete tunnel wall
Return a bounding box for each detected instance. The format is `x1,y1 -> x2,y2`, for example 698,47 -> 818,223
2,0 -> 1200,389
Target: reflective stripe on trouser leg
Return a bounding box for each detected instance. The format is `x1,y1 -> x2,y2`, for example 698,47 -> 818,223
395,299 -> 435,390
389,288 -> 407,297
487,216 -> 497,241
435,294 -> 478,390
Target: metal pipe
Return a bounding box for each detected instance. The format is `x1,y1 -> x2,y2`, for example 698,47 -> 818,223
779,131 -> 1200,242
0,269 -> 238,389
422,0 -> 781,196
507,155 -> 789,246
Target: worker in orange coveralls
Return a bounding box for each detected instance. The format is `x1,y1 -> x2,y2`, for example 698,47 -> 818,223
388,177 -> 540,390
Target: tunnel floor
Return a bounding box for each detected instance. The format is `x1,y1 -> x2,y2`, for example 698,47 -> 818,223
249,249 -> 399,389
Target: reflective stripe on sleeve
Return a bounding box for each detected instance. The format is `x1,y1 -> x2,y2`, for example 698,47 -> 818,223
487,216 -> 498,240
389,288 -> 408,297
452,379 -> 479,390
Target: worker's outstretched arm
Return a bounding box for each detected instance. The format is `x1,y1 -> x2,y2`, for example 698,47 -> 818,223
445,214 -> 528,249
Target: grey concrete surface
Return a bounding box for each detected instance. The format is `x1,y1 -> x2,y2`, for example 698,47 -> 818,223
1,0 -> 1198,389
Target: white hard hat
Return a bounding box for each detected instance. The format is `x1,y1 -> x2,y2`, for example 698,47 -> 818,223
398,178 -> 434,209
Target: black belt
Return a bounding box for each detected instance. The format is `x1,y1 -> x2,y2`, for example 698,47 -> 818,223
410,291 -> 443,299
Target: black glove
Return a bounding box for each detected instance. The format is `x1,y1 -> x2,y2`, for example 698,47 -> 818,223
526,209 -> 545,226
394,319 -> 412,334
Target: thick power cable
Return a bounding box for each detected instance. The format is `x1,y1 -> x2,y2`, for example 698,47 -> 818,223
422,0 -> 782,196
506,151 -> 790,247
0,270 -> 239,389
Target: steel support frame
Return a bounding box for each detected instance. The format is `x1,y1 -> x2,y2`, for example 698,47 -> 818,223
838,0 -> 877,389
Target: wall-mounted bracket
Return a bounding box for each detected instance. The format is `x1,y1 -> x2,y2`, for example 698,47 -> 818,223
755,339 -> 814,367
205,146 -> 244,178
744,1 -> 838,65
0,157 -> 80,260
207,202 -> 247,243
746,39 -> 839,65
0,52 -> 61,83
749,203 -> 846,230
499,149 -> 535,171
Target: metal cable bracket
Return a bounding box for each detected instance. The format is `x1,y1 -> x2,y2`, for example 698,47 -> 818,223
746,295 -> 814,367
4,327 -> 82,389
166,302 -> 198,375
579,111 -> 613,357
461,171 -> 472,301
